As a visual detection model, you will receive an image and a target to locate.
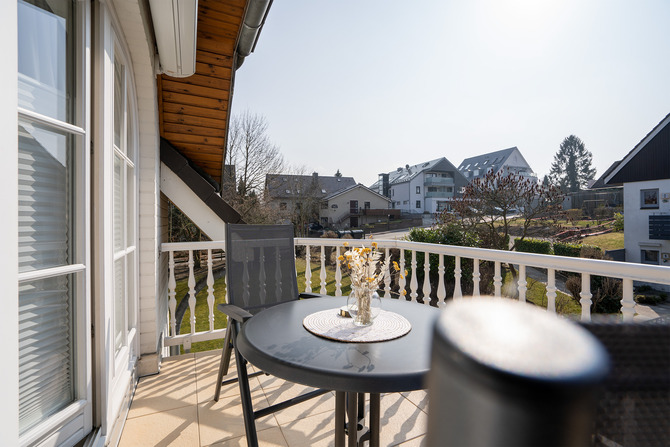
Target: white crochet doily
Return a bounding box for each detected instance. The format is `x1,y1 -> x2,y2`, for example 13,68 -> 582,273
303,308 -> 411,343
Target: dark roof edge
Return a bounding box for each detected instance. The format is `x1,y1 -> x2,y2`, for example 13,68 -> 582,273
604,113 -> 670,185
160,138 -> 244,224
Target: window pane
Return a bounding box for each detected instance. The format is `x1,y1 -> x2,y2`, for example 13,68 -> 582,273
114,155 -> 123,252
113,55 -> 124,150
18,0 -> 73,122
114,258 -> 126,352
19,274 -> 75,434
18,120 -> 73,273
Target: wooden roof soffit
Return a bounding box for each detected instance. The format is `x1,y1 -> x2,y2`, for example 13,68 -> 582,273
158,0 -> 272,185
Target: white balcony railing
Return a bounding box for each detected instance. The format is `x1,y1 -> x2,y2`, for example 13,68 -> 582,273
162,238 -> 670,352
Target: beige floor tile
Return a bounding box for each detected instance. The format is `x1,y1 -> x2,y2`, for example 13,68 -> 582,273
263,382 -> 335,425
198,389 -> 278,446
400,390 -> 428,412
119,405 -> 199,447
129,370 -> 199,418
195,354 -> 266,403
278,411 -> 339,447
393,434 -> 426,446
376,393 -> 428,447
208,427 -> 288,447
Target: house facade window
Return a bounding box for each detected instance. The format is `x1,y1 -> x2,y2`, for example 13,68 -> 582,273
364,201 -> 370,209
17,0 -> 92,440
112,40 -> 138,356
641,249 -> 660,265
641,189 -> 659,209
416,186 -> 420,194
416,200 -> 421,208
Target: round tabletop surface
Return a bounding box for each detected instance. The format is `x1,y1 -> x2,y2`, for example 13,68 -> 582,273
236,296 -> 440,393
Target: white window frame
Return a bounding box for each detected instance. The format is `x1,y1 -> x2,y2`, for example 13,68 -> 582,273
640,188 -> 659,209
93,2 -> 139,439
17,0 -> 93,445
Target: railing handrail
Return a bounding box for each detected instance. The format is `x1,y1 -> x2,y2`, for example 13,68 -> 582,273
295,238 -> 670,285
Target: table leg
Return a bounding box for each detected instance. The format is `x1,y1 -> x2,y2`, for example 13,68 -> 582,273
370,393 -> 380,447
335,391 -> 345,447
347,392 -> 358,447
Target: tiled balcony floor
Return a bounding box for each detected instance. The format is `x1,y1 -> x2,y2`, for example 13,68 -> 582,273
119,350 -> 427,446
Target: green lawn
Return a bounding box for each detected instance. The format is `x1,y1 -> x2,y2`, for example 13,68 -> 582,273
503,271 -> 581,316
176,257 -> 352,353
581,232 -> 624,251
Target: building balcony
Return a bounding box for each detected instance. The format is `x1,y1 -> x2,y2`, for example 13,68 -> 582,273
120,238 -> 670,446
424,191 -> 453,198
423,177 -> 454,187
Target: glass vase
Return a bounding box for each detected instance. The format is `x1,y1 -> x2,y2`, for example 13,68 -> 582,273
347,289 -> 381,327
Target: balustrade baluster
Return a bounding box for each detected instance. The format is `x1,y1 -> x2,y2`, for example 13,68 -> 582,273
335,246 -> 342,296
621,278 -> 635,322
580,273 -> 592,322
399,249 -> 406,298
494,261 -> 502,297
320,245 -> 327,294
384,248 -> 392,298
207,249 -> 215,331
410,250 -> 418,302
546,268 -> 557,313
473,258 -> 480,297
517,264 -> 527,303
168,251 -> 177,336
188,250 -> 196,336
453,256 -> 462,299
422,251 -> 431,305
305,245 -> 312,293
437,254 -> 446,308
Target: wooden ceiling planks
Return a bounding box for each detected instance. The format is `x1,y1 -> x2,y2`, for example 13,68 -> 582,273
158,0 -> 247,185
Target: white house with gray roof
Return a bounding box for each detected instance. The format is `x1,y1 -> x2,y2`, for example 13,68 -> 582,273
458,147 -> 538,184
320,183 -> 392,228
372,157 -> 468,214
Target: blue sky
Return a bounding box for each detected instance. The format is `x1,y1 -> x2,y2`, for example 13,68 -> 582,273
231,0 -> 670,187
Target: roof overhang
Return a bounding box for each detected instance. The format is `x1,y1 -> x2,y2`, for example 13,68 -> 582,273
150,0 -> 199,77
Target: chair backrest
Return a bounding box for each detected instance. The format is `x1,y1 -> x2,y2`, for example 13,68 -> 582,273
580,320 -> 670,447
225,224 -> 300,312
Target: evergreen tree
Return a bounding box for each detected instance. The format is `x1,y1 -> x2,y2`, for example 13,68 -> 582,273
548,135 -> 596,192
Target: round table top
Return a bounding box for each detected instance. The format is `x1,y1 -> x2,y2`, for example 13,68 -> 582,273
236,296 -> 441,393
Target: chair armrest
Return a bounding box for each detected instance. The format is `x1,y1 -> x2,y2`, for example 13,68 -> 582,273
217,303 -> 253,323
298,293 -> 323,299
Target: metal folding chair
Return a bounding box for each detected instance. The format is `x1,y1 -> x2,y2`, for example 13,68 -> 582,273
213,224 -> 328,447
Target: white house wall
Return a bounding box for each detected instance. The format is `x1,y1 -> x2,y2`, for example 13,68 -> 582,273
321,187 -> 390,225
624,179 -> 670,291
0,0 -> 19,443
109,0 -> 165,375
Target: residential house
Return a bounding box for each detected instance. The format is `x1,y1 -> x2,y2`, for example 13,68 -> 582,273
372,157 -> 468,214
5,0 -> 271,445
604,113 -> 670,291
458,147 -> 538,184
264,172 -> 356,221
319,183 -> 392,228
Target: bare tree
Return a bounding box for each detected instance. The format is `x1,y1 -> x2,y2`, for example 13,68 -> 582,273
225,111 -> 285,197
450,171 -> 563,251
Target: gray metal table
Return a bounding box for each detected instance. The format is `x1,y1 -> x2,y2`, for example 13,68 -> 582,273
236,296 -> 440,446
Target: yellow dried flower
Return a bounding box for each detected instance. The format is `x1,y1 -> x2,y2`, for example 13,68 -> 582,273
337,255 -> 344,261
401,290 -> 407,296
371,242 -> 378,248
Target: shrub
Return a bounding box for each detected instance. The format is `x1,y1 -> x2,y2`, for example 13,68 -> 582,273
580,245 -> 603,259
515,238 -> 552,254
554,241 -> 582,258
565,209 -> 582,223
613,212 -> 624,232
635,293 -> 668,305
